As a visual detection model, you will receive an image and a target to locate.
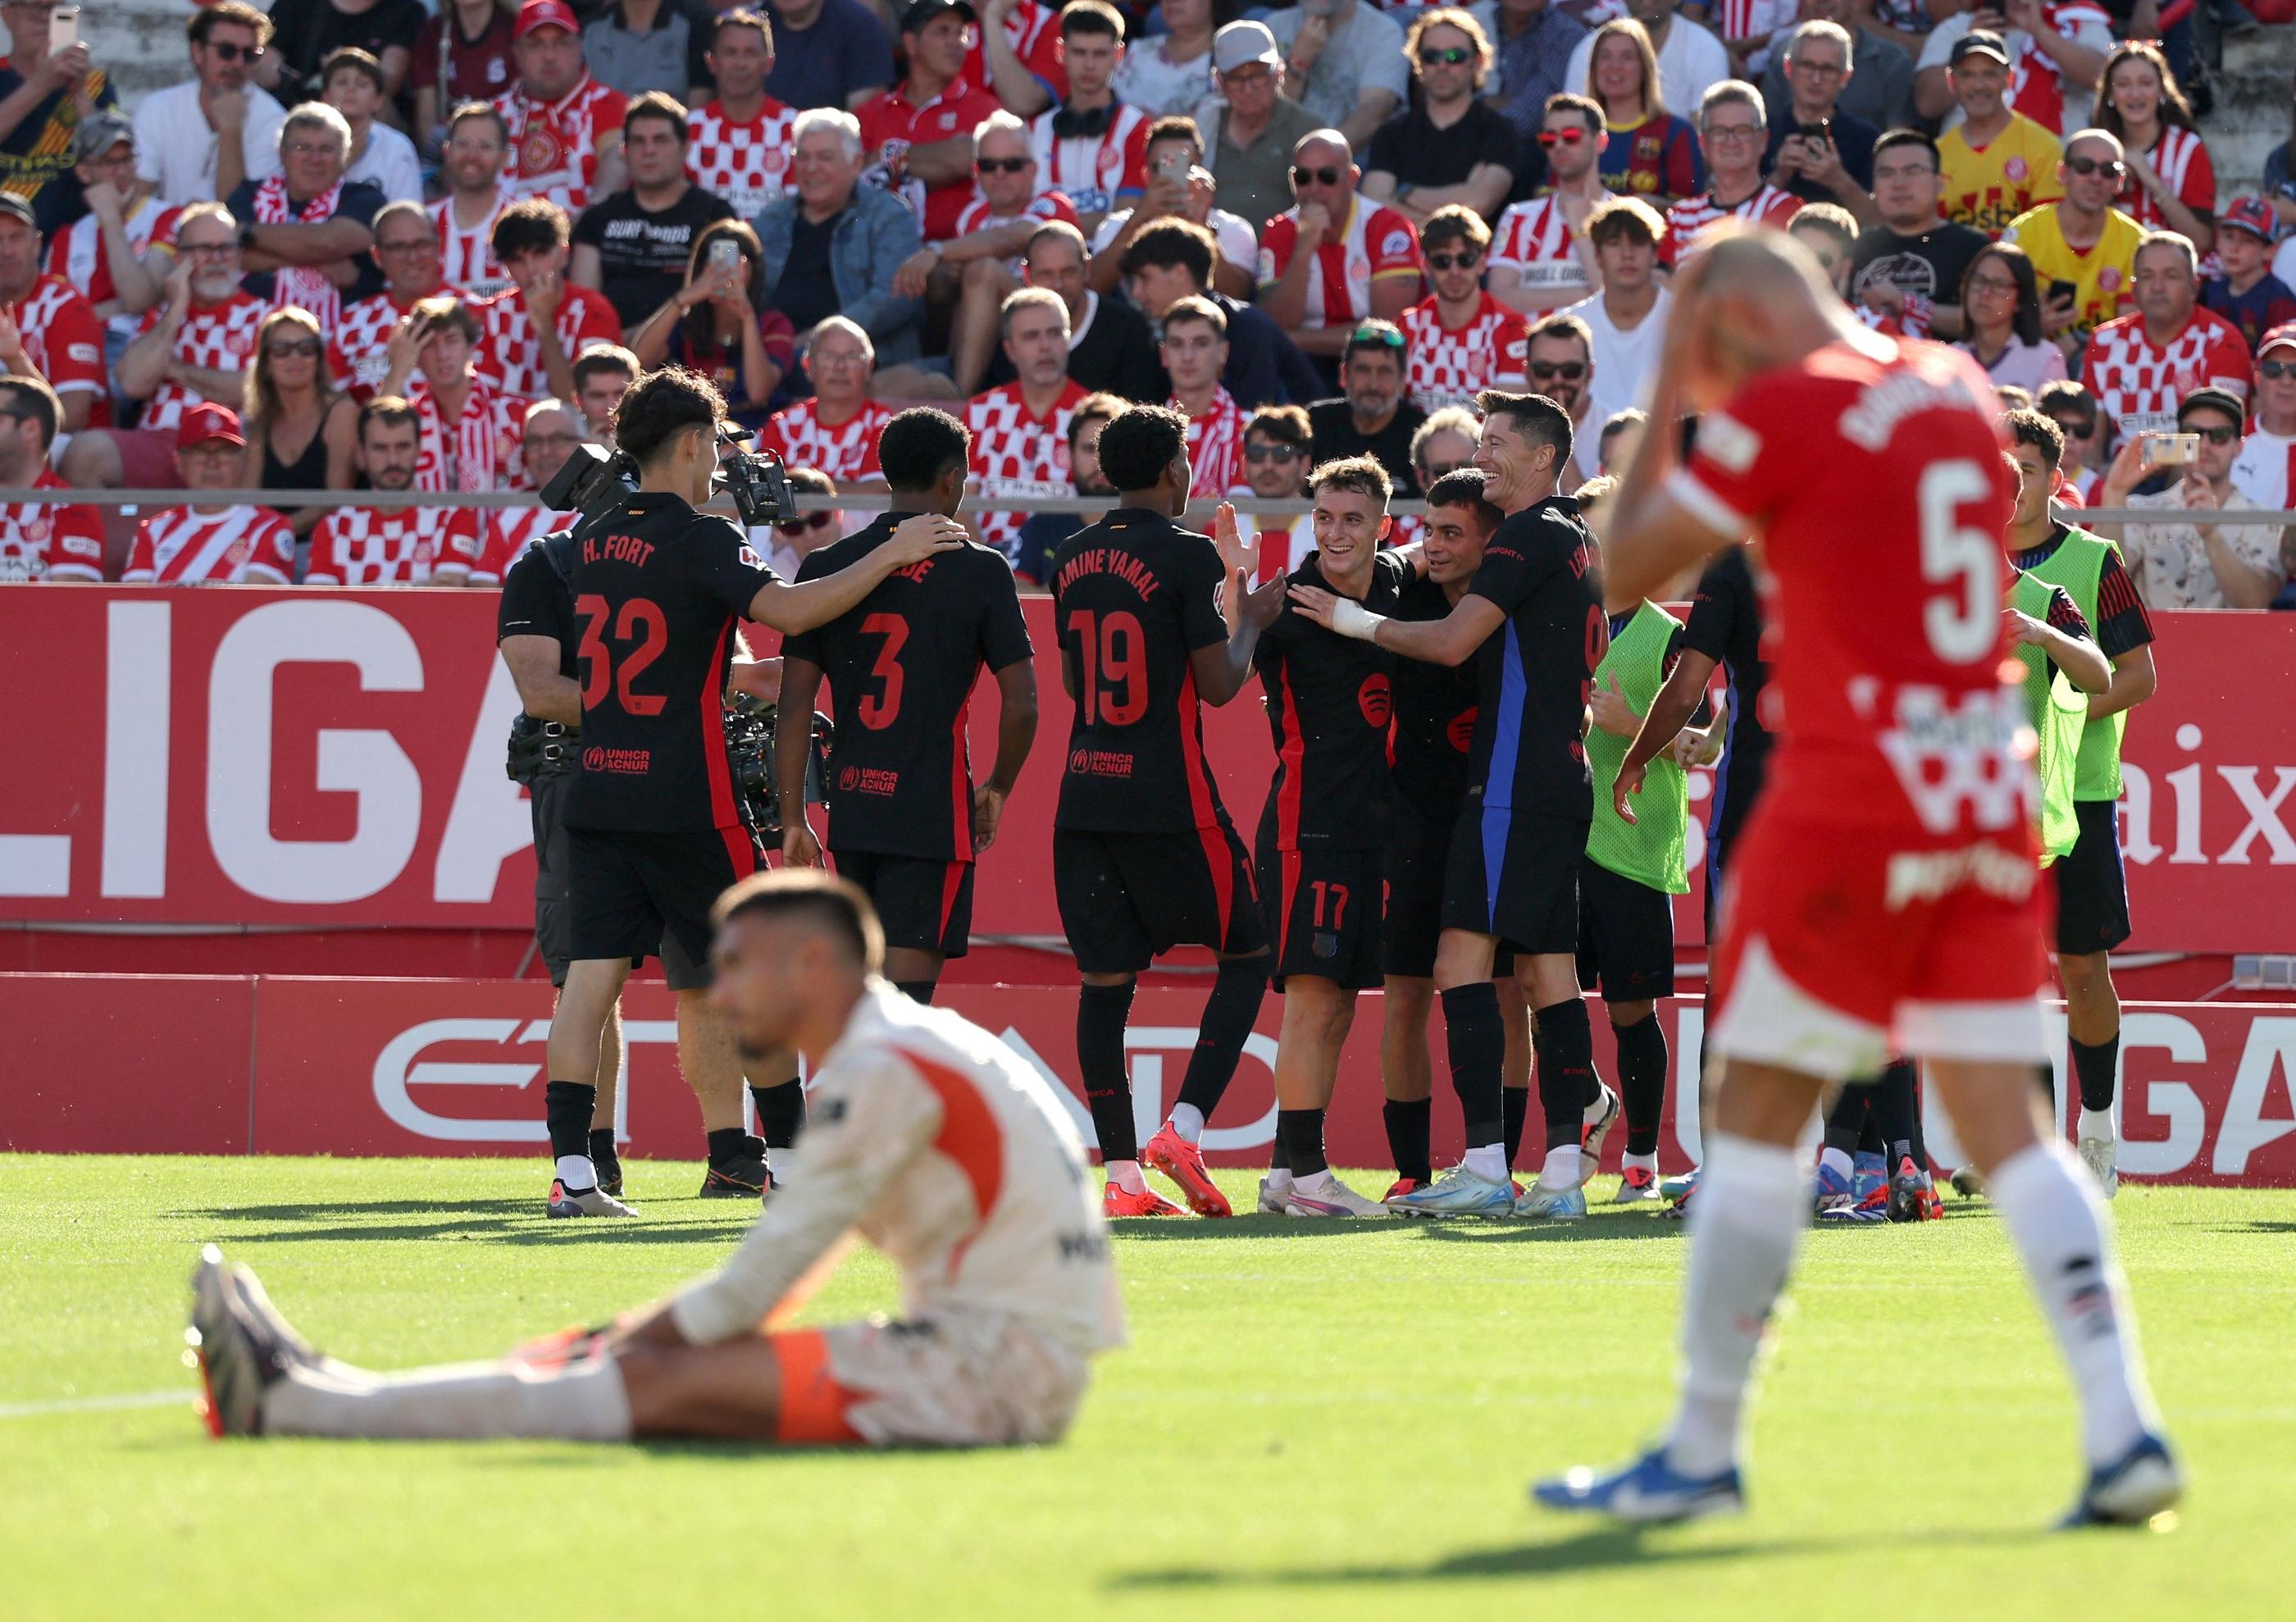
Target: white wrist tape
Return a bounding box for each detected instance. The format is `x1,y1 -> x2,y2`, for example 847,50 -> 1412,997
1328,599 -> 1385,642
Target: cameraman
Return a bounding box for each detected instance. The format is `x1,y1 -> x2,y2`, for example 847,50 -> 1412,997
497,463 -> 793,1208
538,365 -> 967,1218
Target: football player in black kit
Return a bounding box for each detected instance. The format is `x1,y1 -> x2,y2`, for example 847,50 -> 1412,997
540,367 -> 966,1218
776,408 -> 1039,1003
1048,404 -> 1282,1220
498,421 -> 800,1206
1292,390 -> 1617,1223
1376,468 -> 1534,1205
1251,456 -> 1415,1219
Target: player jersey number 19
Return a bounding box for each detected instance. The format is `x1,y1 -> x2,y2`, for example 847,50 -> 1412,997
1067,609 -> 1147,726
576,594 -> 668,717
1919,459 -> 1998,664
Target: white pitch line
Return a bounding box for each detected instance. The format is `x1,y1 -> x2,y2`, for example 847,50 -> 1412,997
0,1389 -> 189,1419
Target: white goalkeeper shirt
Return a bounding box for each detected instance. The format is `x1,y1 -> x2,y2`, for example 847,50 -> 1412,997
671,983 -> 1127,1360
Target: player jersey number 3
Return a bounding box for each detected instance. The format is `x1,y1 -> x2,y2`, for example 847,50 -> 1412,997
1067,608 -> 1146,725
577,594 -> 669,716
1920,459 -> 1997,663
858,612 -> 908,730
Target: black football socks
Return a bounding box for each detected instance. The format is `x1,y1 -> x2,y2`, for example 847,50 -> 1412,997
544,1080 -> 597,1191
1175,953 -> 1272,1122
1615,1014 -> 1669,1158
2072,1035 -> 2120,1114
751,1078 -> 806,1151
1383,1097 -> 1432,1183
1278,1107 -> 1328,1178
1533,997 -> 1598,1152
1077,980 -> 1139,1164
893,980 -> 936,1005
1440,982 -> 1505,1151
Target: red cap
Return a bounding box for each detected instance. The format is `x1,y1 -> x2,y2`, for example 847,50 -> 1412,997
2259,321 -> 2296,361
516,0 -> 581,38
176,402 -> 247,451
2220,195 -> 2276,243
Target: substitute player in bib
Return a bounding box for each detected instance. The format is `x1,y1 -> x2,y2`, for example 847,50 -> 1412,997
1253,456 -> 1414,1218
1049,404 -> 1283,1219
189,870 -> 1125,1450
2003,405 -> 2156,1197
1377,469 -> 1533,1202
778,408 -> 1039,1005
1292,390 -> 1619,1222
1533,227 -> 2178,1529
541,367 -> 966,1219
1578,477 -> 1692,1205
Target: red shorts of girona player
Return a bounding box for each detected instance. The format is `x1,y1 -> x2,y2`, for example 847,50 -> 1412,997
1706,810 -> 2051,1081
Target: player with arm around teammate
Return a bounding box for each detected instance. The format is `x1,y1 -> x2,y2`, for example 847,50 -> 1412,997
1292,390 -> 1620,1222
777,407 -> 1040,1007
189,869 -> 1126,1450
1254,455 -> 1416,1218
1533,226 -> 2178,1530
1049,404 -> 1286,1219
539,367 -> 968,1219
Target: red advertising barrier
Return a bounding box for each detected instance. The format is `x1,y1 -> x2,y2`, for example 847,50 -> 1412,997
1,587 -> 2292,952
7,973 -> 2294,1184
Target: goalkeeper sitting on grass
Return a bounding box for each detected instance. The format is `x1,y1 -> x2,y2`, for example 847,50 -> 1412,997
188,871 -> 1127,1450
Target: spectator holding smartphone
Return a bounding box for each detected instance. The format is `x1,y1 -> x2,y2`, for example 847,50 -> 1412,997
2092,41 -> 2212,256
2093,390 -> 2281,611
627,219 -> 792,431
1913,0 -> 2112,138
1761,21 -> 1876,218
0,0 -> 118,230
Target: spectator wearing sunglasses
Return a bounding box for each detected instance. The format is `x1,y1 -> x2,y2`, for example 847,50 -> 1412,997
2201,198 -> 2296,357
1258,129 -> 1424,377
2037,377 -> 2105,504
1362,10 -> 1524,229
1524,312 -> 1596,490
2004,129 -> 2144,356
2231,326 -> 2296,513
1400,206 -> 1531,414
134,2 -> 293,207
2080,231 -> 2251,449
1490,93 -> 1614,316
1234,403 -> 1312,582
2093,387 -> 2282,611
1386,403 -> 1479,549
1306,319 -> 1427,496
766,465 -> 846,579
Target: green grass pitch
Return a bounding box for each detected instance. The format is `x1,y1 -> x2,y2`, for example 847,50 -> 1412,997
5,1155 -> 2293,1620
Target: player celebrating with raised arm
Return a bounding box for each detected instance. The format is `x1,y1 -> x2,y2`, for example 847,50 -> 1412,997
1533,226 -> 2178,1529
777,408 -> 1040,1007
1376,469 -> 1532,1203
1292,391 -> 1618,1222
1049,404 -> 1283,1220
189,870 -> 1126,1451
1254,456 -> 1415,1218
538,367 -> 965,1219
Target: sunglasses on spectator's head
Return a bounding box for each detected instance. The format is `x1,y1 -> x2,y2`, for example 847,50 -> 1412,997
1419,46 -> 1474,66
1245,442 -> 1303,462
205,40 -> 264,62
1529,360 -> 1587,380
2259,359 -> 2296,380
776,511 -> 836,535
2178,422 -> 2239,444
1427,249 -> 1481,271
1292,165 -> 1344,187
2065,155 -> 2124,178
977,156 -> 1031,174
1538,127 -> 1590,148
1349,323 -> 1405,350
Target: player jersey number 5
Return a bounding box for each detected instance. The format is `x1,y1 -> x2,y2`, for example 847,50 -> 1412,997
1920,458 -> 1999,664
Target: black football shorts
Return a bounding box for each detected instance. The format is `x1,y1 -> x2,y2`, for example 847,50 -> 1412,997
535,779 -> 713,989
1438,804 -> 1586,958
564,823 -> 763,982
1259,842 -> 1384,992
1055,818 -> 1266,974
833,848 -> 975,958
1576,854 -> 1677,1002
2052,799 -> 2132,957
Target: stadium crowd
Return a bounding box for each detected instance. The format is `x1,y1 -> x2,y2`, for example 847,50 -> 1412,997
0,0 -> 2288,608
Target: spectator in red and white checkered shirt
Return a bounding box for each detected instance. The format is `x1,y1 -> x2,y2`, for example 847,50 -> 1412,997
379,294 -> 532,494
757,316 -> 892,490
62,203 -> 267,495
472,399 -> 582,584
124,405 -> 298,586
47,113 -> 180,357
1400,205 -> 1530,414
0,194 -> 108,440
306,396 -> 483,585
495,0 -> 629,216
686,11 -> 799,221
0,376 -> 102,584
431,102 -> 517,301
479,198 -> 624,403
338,200 -> 464,398
2081,230 -> 2251,448
966,285 -> 1089,558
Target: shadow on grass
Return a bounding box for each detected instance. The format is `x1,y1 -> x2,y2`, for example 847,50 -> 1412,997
175,1199 -> 542,1221
1110,1521 -> 2049,1588
1105,1211 -> 1688,1243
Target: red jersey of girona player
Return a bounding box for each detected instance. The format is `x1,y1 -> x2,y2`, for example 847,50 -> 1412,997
1535,224 -> 2180,1532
